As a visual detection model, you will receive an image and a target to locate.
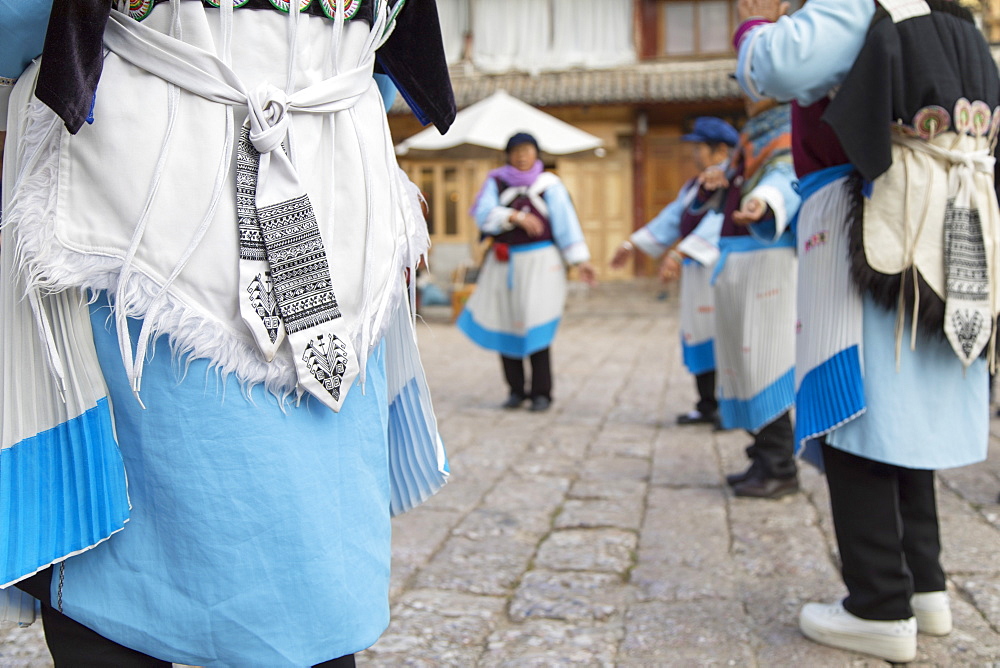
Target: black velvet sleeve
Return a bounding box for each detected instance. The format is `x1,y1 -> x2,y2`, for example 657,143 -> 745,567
36,0 -> 112,135
376,0 -> 456,133
822,18 -> 899,182
826,6 -> 1000,184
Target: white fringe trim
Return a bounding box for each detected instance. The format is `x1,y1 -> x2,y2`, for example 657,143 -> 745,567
6,101 -> 431,405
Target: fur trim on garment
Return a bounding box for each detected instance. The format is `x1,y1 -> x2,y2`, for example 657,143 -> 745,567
845,172 -> 999,357
6,100 -> 429,403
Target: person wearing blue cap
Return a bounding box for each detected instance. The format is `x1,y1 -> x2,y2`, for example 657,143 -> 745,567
459,132 -> 597,411
611,116 -> 739,428
696,96 -> 801,500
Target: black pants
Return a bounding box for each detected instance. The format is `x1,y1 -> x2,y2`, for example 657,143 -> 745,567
501,348 -> 552,399
694,371 -> 718,416
15,567 -> 356,668
822,443 -> 946,621
745,410 -> 796,479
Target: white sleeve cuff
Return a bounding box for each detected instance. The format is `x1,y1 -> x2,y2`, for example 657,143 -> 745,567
745,184 -> 789,241
482,207 -> 517,235
676,235 -> 720,267
736,28 -> 767,102
561,241 -> 591,265
629,228 -> 668,259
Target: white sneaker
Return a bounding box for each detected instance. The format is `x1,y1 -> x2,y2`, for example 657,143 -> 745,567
799,602 -> 917,663
911,591 -> 952,636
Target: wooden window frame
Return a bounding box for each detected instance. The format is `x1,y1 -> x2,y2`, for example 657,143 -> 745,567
657,0 -> 738,58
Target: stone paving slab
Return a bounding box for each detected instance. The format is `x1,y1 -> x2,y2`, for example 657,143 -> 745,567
6,282 -> 1000,666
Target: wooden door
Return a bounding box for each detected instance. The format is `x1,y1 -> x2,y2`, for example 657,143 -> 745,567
558,151 -> 634,281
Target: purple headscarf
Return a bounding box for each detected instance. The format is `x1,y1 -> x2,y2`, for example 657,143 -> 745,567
470,160 -> 545,215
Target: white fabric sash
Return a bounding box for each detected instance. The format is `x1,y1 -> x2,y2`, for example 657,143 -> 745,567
103,9 -> 387,410
864,130 -> 1000,365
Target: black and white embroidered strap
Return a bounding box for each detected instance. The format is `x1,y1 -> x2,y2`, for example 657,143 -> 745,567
241,86 -> 360,410
892,131 -> 996,365
237,127 -> 286,359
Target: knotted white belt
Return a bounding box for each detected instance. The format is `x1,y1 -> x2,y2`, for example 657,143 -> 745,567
103,6 -> 390,410
884,130 -> 998,366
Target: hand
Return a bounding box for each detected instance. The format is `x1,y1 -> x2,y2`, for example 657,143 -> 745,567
738,0 -> 790,22
659,255 -> 682,282
698,166 -> 729,192
512,210 -> 545,238
609,243 -> 633,269
732,197 -> 768,226
576,261 -> 598,287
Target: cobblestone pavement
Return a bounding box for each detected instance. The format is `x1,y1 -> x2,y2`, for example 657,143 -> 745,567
4,281 -> 1000,666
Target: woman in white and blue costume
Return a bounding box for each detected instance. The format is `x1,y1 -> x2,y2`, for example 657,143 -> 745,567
735,0 -> 1000,661
609,116 -> 738,429
697,97 -> 801,500
0,0 -> 453,665
458,132 -> 597,412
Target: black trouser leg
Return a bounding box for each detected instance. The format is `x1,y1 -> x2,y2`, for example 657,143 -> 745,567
17,567 -> 357,668
314,655 -> 357,667
821,442 -> 938,620
501,355 -> 525,397
15,568 -> 170,668
694,371 -> 718,416
748,410 -> 796,479
898,467 -> 946,594
529,348 -> 552,400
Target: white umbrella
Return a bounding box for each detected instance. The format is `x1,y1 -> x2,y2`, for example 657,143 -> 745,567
395,90 -> 603,158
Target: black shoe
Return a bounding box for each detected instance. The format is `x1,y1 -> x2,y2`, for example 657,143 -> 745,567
732,473 -> 800,499
725,460 -> 760,487
676,410 -> 718,426
529,396 -> 551,412
502,393 -> 527,409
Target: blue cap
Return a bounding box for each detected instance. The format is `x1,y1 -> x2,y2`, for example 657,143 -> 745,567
505,132 -> 539,153
680,117 -> 739,147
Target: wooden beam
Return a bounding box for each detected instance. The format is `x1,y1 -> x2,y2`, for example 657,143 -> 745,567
637,0 -> 659,60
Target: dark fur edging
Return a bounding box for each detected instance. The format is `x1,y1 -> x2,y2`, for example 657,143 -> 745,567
845,173 -> 999,359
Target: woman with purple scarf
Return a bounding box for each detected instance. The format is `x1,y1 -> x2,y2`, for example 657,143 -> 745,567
457,132 -> 597,411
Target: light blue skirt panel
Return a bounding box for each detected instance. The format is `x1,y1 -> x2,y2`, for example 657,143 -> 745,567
58,299 -> 391,667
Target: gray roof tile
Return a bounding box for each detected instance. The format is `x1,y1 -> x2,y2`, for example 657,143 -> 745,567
390,59 -> 742,114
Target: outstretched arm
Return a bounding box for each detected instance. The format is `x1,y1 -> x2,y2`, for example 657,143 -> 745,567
734,0 -> 874,105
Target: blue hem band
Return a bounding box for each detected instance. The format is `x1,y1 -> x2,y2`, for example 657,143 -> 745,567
388,378 -> 448,517
795,345 -> 866,450
682,338 -> 715,376
456,310 -> 560,358
718,368 -> 795,433
1,398 -> 130,585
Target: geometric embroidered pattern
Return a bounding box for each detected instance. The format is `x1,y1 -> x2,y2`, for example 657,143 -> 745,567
950,309 -> 986,357
237,126 -> 266,262
246,272 -> 282,344
319,0 -> 361,18
269,0 -> 313,12
302,333 -> 349,401
257,194 -> 342,334
944,197 -> 990,358
128,0 -> 373,23
126,0 -> 155,21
